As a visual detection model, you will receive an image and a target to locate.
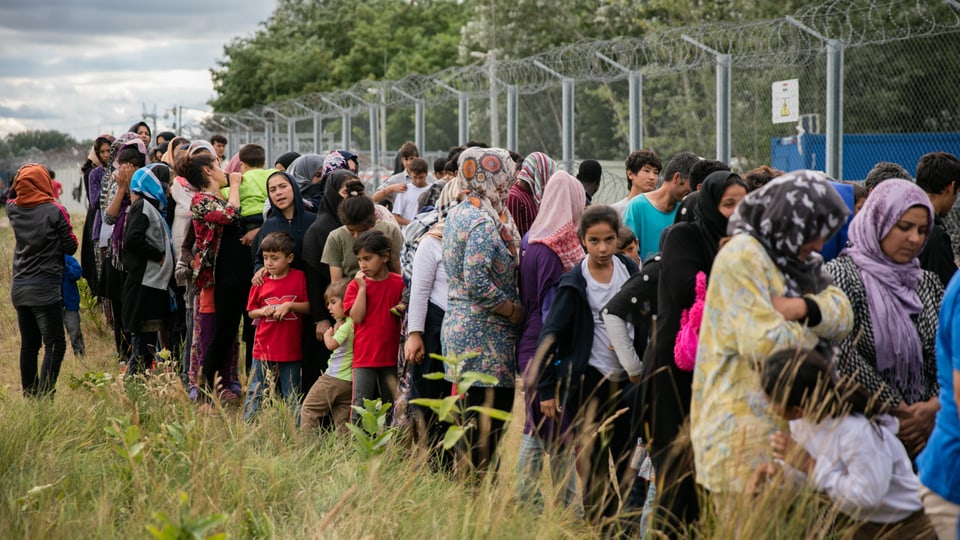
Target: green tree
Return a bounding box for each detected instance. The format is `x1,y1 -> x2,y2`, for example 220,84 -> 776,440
0,130 -> 78,159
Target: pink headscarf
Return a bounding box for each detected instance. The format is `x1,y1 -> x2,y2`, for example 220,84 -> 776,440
528,171 -> 586,272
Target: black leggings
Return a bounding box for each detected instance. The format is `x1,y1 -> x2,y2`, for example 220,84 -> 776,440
461,386 -> 515,472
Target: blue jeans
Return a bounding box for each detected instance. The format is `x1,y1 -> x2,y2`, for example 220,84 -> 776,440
516,432 -> 580,510
243,359 -> 301,421
16,303 -> 66,396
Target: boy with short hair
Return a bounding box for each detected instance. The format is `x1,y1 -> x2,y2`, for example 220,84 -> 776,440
373,141 -> 425,208
391,157 -> 431,227
611,149 -> 662,215
221,143 -> 272,245
300,278 -> 355,431
243,231 -> 310,421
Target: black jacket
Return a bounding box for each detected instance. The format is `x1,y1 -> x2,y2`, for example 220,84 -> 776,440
535,253 -> 639,403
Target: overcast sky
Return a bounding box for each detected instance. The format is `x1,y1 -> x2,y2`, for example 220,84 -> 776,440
0,1 -> 277,143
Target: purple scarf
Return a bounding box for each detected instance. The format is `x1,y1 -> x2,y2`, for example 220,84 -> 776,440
842,178 -> 933,404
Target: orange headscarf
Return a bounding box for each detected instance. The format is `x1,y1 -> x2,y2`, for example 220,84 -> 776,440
12,163 -> 56,208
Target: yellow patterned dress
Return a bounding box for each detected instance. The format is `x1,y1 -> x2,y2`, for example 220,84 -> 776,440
690,234 -> 854,493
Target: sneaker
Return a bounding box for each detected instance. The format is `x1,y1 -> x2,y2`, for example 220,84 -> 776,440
218,388 -> 239,402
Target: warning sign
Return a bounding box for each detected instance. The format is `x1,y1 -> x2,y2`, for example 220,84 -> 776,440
772,79 -> 799,124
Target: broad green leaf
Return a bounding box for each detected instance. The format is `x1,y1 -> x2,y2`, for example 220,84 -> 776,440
442,426 -> 465,450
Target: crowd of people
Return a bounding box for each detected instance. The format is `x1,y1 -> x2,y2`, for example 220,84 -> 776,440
6,118 -> 960,537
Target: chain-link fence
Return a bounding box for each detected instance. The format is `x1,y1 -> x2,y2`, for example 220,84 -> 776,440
204,0 -> 960,191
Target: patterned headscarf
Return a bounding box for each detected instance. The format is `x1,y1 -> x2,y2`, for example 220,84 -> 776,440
11,163 -> 56,208
843,179 -> 933,404
427,177 -> 466,239
516,151 -> 557,205
459,147 -> 521,256
728,170 -> 849,295
321,149 -> 359,178
130,163 -> 170,215
528,171 -> 586,272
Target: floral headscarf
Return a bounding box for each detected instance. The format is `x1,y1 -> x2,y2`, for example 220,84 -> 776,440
843,179 -> 933,403
459,147 -> 520,257
516,151 -> 557,205
727,169 -> 848,296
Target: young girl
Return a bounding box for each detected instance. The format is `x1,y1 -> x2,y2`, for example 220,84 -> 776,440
757,348 -> 936,539
536,205 -> 640,525
344,230 -> 404,421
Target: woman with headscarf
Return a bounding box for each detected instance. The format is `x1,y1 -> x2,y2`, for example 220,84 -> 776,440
301,150 -> 360,211
824,179 -> 942,457
505,151 -> 558,238
301,170 -> 357,395
128,121 -> 151,149
101,135 -> 148,360
8,164 -> 78,396
689,170 -> 854,500
81,134 -> 114,292
122,163 -> 174,374
442,147 -> 523,472
515,170 -> 586,507
628,170 -> 748,532
286,153 -> 326,193
274,151 -> 301,172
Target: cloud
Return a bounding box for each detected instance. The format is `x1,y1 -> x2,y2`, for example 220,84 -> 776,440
0,1 -> 276,140
0,103 -> 56,119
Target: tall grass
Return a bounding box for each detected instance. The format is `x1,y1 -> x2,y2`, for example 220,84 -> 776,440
0,217 -> 843,538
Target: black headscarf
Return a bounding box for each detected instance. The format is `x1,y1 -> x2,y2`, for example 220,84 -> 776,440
256,171 -> 315,271
694,170 -> 748,256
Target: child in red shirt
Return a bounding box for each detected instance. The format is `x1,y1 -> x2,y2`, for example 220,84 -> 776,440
243,232 -> 309,421
344,230 -> 404,422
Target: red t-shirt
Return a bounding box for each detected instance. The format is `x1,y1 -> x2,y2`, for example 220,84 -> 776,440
343,273 -> 403,368
246,268 -> 308,362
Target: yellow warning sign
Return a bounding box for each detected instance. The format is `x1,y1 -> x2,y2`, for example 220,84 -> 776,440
772,79 -> 799,124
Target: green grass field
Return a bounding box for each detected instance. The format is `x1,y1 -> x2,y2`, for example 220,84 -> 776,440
0,213 -> 840,539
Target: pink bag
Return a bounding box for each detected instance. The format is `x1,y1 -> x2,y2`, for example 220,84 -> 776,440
674,271 -> 707,372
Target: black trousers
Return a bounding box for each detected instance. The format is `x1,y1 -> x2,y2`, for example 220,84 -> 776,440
17,303 -> 66,396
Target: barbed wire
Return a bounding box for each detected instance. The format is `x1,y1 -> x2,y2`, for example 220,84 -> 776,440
211,0 -> 960,126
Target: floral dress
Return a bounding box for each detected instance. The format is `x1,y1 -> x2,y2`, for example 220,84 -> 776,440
441,202 -> 519,387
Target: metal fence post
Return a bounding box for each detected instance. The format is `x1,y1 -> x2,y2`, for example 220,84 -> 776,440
506,85 -> 518,151
682,35 -> 731,164
534,60 -> 575,172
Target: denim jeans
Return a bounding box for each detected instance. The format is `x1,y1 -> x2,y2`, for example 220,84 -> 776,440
516,432 -> 580,510
62,309 -> 85,356
243,359 -> 301,421
16,303 -> 66,396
